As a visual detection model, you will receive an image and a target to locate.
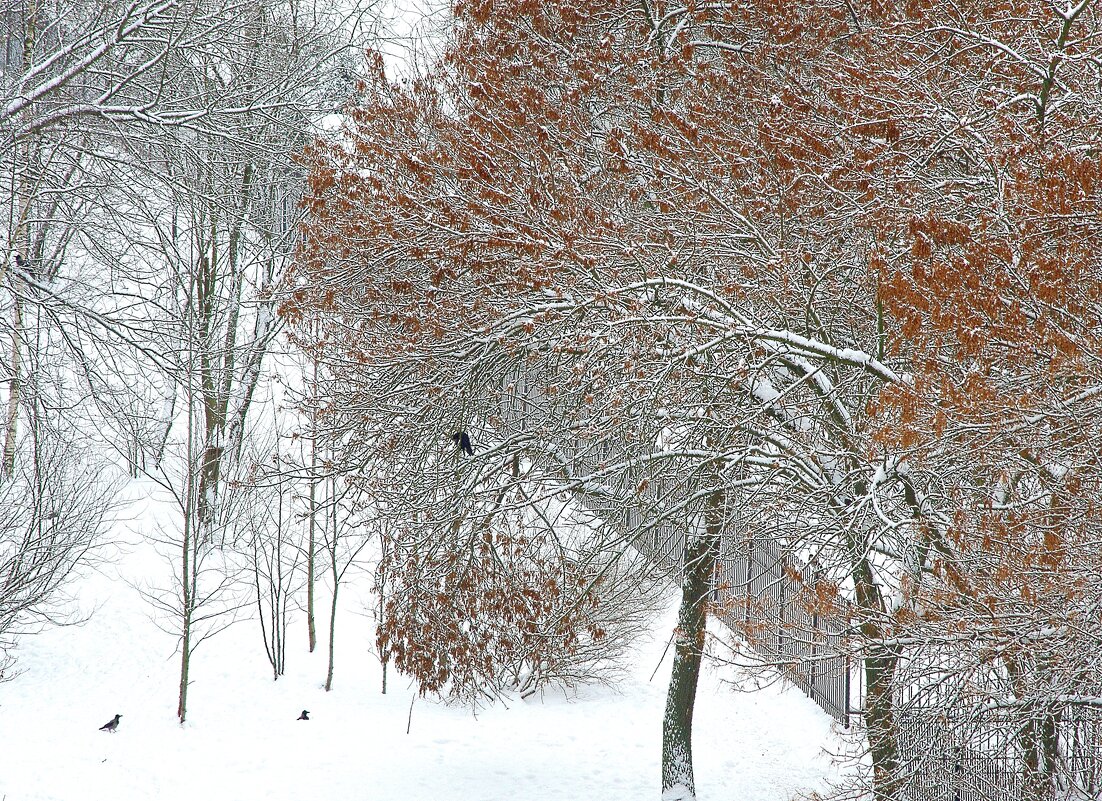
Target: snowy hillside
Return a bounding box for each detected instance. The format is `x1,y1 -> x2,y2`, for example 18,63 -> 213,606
0,481 -> 842,801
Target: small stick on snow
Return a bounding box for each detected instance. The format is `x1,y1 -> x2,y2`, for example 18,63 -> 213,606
406,694 -> 415,735
649,632 -> 676,682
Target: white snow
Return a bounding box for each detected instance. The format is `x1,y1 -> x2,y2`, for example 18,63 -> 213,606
0,481 -> 843,801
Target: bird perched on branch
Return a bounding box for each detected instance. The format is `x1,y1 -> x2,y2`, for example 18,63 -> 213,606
297,710 -> 310,720
99,714 -> 122,733
452,431 -> 474,456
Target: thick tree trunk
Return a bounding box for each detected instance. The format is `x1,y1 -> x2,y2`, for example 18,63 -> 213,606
1007,655 -> 1060,801
1020,708 -> 1059,801
863,642 -> 900,800
851,546 -> 901,800
662,494 -> 721,801
841,472 -> 902,800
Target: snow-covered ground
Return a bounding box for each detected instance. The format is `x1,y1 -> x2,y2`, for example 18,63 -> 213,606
1,480 -> 843,801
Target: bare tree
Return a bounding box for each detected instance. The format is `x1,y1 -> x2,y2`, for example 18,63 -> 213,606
315,475 -> 374,693
237,438 -> 305,681
4,0 -> 378,721
0,416 -> 119,679
1,0 -> 377,472
138,379 -> 259,723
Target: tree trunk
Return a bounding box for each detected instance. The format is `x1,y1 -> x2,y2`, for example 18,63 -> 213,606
662,492 -> 721,801
177,603 -> 192,723
1020,707 -> 1059,801
178,505 -> 194,723
324,568 -> 338,691
1007,654 -> 1060,801
325,474 -> 339,692
850,544 -> 900,800
2,0 -> 37,480
2,296 -> 22,478
307,444 -> 317,652
306,349 -> 319,652
178,365 -> 198,724
863,642 -> 900,800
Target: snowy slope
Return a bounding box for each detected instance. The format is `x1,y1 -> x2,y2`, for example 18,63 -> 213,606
0,481 -> 843,801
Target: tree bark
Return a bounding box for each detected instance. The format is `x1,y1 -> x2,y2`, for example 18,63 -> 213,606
662,489 -> 722,801
863,641 -> 900,800
177,482 -> 194,723
177,599 -> 192,723
177,341 -> 199,724
2,296 -> 22,478
2,5 -> 35,480
1007,654 -> 1060,801
325,474 -> 338,691
325,562 -> 338,692
307,426 -> 317,653
851,548 -> 901,800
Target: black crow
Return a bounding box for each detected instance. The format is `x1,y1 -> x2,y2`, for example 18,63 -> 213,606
99,713 -> 122,733
297,709 -> 310,720
452,431 -> 474,456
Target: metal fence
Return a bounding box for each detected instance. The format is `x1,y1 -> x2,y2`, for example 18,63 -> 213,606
500,366 -> 860,723
630,503 -> 1102,801
893,705 -> 1102,801
632,520 -> 857,724
497,369 -> 1100,800
713,534 -> 855,722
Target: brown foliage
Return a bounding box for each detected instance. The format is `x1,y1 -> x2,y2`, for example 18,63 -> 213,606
376,518 -> 610,702
285,0 -> 1102,792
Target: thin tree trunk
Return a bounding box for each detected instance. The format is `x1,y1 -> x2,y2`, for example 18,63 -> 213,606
2,2 -> 38,480
377,565 -> 388,695
378,530 -> 389,694
325,562 -> 338,691
2,296 -> 22,478
178,474 -> 194,723
178,294 -> 198,724
177,600 -> 192,722
325,471 -> 338,691
306,345 -> 319,652
274,476 -> 285,677
307,443 -> 317,652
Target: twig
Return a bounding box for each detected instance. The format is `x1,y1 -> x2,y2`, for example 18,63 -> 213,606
650,631 -> 676,682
